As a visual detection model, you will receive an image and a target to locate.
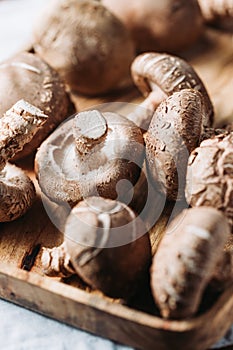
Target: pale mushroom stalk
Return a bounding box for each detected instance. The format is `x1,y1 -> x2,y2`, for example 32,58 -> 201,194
41,242 -> 75,278
130,52 -> 214,130
0,100 -> 48,222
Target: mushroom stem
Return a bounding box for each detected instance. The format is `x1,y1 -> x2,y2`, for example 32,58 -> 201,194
73,110 -> 108,155
127,90 -> 167,130
41,242 -> 75,278
0,99 -> 48,170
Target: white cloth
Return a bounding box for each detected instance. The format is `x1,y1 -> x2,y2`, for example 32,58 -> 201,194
0,1 -> 232,349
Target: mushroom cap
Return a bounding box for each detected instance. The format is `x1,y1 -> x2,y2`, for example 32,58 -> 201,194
35,111 -> 144,206
185,133 -> 233,228
102,0 -> 203,52
0,52 -> 70,159
65,196 -> 152,299
197,0 -> 233,31
33,0 -> 135,96
131,52 -> 214,128
151,206 -> 230,319
0,163 -> 36,222
145,89 -> 205,201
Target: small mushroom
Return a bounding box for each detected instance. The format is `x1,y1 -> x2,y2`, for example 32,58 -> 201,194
42,196 -> 152,299
0,100 -> 48,222
0,51 -> 71,159
151,207 -> 230,319
0,100 -> 48,170
102,0 -> 203,52
145,89 -> 206,201
130,52 -> 214,129
33,0 -> 135,96
35,109 -> 144,206
0,164 -> 36,222
185,133 -> 233,229
198,0 -> 233,31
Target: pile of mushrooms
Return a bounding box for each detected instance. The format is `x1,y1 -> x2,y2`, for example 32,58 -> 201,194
0,0 -> 232,324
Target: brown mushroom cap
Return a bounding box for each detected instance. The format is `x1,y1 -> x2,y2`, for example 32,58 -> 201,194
35,110 -> 144,206
65,196 -> 152,299
198,0 -> 233,31
0,52 -> 71,159
102,0 -> 203,52
0,163 -> 36,222
185,133 -> 233,229
131,52 -> 214,128
151,207 -> 230,319
33,0 -> 135,96
145,89 -> 205,201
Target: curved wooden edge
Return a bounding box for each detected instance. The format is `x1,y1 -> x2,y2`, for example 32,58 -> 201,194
0,263 -> 232,350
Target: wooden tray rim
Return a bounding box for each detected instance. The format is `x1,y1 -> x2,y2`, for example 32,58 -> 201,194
1,262 -> 232,334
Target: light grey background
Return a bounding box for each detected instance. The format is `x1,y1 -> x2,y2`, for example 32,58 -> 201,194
0,1 -> 232,349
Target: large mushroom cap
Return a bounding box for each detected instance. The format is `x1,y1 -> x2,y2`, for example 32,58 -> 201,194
145,89 -> 205,201
131,52 -> 214,128
0,163 -> 36,222
33,0 -> 135,95
0,52 -> 70,159
65,196 -> 152,299
35,111 -> 144,206
185,133 -> 233,229
151,206 -> 230,319
102,0 -> 203,52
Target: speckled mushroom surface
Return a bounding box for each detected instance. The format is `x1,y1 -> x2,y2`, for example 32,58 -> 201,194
145,89 -> 205,201
0,163 -> 35,222
151,207 -> 230,319
0,51 -> 70,159
0,100 -> 47,170
35,110 -> 144,206
131,52 -> 214,128
33,0 -> 135,95
186,133 -> 233,228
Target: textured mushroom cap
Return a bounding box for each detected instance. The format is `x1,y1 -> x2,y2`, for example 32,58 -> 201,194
198,0 -> 233,31
145,89 -> 204,201
131,52 -> 214,128
0,52 -> 70,159
33,0 -> 135,96
65,197 -> 152,299
0,163 -> 36,222
102,0 -> 203,52
151,207 -> 230,319
186,133 -> 233,228
35,112 -> 144,206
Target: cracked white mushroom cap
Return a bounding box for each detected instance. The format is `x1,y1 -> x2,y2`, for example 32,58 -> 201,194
0,163 -> 36,222
0,100 -> 48,222
35,110 -> 145,206
131,52 -> 214,129
186,132 -> 233,229
0,51 -> 71,159
151,206 -> 230,319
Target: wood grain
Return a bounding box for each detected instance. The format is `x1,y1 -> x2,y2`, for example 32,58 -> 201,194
0,28 -> 232,350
